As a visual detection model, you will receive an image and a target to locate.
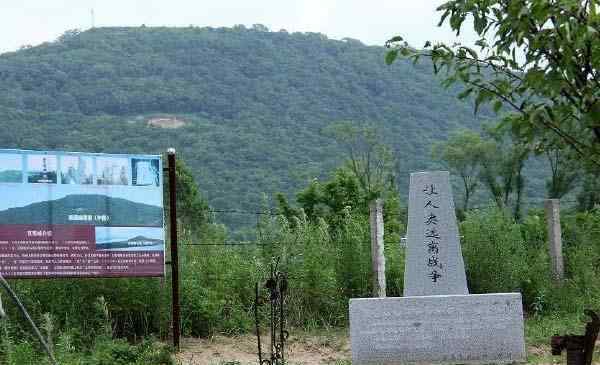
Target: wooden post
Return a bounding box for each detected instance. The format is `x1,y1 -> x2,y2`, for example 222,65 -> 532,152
0,292 -> 4,318
167,148 -> 181,349
369,199 -> 386,297
545,199 -> 564,283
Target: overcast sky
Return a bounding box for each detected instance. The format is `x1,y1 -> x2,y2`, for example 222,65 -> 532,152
0,0 -> 480,54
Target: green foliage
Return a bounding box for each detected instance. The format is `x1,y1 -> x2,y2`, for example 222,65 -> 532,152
0,25 -> 496,231
552,210 -> 600,312
277,143 -> 406,300
296,168 -> 365,221
525,313 -> 590,347
1,23 -> 599,363
544,148 -> 580,199
322,121 -> 397,201
86,338 -> 173,365
3,341 -> 37,365
179,243 -> 257,337
461,208 -> 531,294
461,206 -> 600,315
432,128 -> 532,220
0,312 -> 173,365
476,130 -> 530,220
1,167 -> 600,363
387,0 -> 600,167
165,158 -> 211,236
432,129 -> 483,213
577,171 -> 600,210
282,215 -> 349,326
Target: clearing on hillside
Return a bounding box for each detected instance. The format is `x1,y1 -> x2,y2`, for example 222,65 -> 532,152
147,116 -> 186,129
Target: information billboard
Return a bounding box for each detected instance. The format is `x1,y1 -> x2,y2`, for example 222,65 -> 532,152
0,149 -> 165,278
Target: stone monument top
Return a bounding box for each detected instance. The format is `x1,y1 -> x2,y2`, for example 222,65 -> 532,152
403,171 -> 469,296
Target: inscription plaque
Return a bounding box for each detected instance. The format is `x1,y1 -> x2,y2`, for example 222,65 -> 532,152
349,294 -> 526,364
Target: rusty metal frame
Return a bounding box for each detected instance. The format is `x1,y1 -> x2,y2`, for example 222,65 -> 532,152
551,310 -> 600,365
255,259 -> 289,365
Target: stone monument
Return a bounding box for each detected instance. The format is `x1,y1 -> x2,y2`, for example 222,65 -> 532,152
404,171 -> 468,296
349,171 -> 526,364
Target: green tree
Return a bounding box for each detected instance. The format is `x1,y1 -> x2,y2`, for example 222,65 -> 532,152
432,128 -> 529,219
296,169 -> 365,222
323,121 -> 397,202
386,0 -> 600,167
540,145 -> 579,199
164,158 -> 211,236
432,129 -> 483,213
478,131 -> 530,220
577,170 -> 600,210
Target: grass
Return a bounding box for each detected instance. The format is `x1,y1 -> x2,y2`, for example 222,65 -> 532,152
526,313 -> 586,345
525,314 -> 600,364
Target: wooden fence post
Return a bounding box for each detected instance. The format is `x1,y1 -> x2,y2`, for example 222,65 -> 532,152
167,148 -> 181,349
369,199 -> 386,297
545,199 -> 564,283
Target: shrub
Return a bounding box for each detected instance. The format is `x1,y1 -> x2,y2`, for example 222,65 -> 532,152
461,208 -> 529,294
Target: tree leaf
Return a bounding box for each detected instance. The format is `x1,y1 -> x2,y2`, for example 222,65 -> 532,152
385,50 -> 398,65
387,36 -> 404,44
493,100 -> 503,113
457,87 -> 474,99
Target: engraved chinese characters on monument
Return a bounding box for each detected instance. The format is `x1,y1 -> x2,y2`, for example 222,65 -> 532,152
404,171 -> 468,296
349,171 -> 526,364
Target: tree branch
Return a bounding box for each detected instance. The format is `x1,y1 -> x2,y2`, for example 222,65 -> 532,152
464,79 -> 592,160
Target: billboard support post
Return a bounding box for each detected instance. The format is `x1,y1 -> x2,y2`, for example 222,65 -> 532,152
167,148 -> 180,350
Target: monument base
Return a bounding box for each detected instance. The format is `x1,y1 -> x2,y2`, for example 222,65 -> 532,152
349,293 -> 526,364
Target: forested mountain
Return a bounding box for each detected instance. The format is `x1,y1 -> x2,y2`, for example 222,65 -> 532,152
0,194 -> 163,226
0,25 -> 521,229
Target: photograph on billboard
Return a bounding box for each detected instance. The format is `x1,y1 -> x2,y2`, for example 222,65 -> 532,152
0,153 -> 22,183
27,154 -> 58,184
132,158 -> 160,186
0,149 -> 165,278
96,157 -> 129,186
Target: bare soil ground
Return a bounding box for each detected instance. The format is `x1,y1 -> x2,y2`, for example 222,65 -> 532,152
175,331 -> 350,365
147,116 -> 186,128
174,332 -> 600,365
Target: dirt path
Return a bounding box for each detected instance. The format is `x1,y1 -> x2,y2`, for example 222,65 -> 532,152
175,331 -> 350,365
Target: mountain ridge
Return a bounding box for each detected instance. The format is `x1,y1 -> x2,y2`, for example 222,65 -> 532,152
0,26 -> 544,229
0,193 -> 163,227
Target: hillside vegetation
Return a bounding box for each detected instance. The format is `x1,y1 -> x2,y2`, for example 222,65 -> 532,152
0,25 -> 503,229
0,25 -> 598,365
